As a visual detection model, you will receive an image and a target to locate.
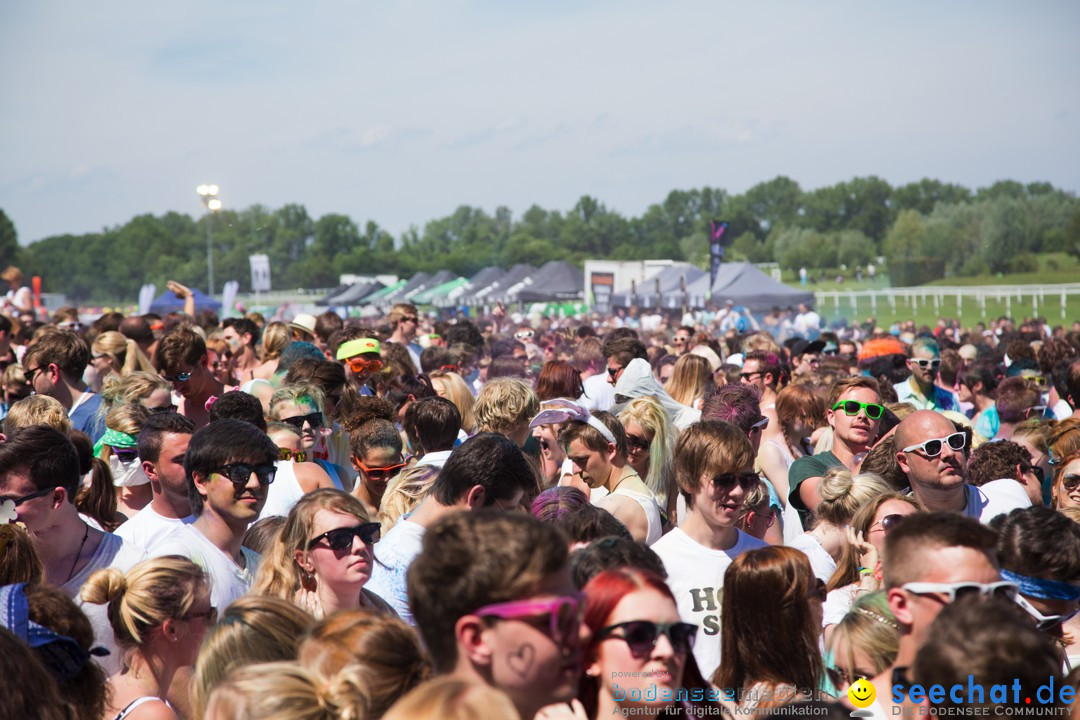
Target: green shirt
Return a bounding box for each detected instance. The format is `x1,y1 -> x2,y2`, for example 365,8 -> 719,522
787,450 -> 843,525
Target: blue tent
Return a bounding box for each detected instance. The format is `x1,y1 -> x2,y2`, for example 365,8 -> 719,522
148,288 -> 222,314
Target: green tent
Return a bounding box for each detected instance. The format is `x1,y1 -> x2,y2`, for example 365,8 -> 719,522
360,279 -> 406,304
412,277 -> 468,306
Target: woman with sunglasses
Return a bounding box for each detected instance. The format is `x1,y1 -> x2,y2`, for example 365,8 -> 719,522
713,546 -> 825,712
253,488 -> 394,619
348,417 -> 405,517
576,568 -> 721,719
1052,449 -> 1080,511
98,403 -> 155,519
823,492 -> 921,629
82,556 -> 212,720
617,396 -> 678,525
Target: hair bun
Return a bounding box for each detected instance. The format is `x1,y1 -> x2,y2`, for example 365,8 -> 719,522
818,467 -> 854,503
80,567 -> 127,605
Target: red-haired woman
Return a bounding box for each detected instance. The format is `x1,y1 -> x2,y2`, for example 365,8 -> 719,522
574,568 -> 722,718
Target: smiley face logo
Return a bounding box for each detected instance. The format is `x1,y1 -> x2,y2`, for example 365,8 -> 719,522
848,677 -> 876,708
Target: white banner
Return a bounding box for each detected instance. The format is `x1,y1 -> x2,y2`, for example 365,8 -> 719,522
249,254 -> 271,292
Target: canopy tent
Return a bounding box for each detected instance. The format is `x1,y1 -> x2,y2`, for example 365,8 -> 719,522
510,260 -> 585,303
148,288 -> 221,314
436,266 -> 505,308
361,279 -> 406,304
379,273 -> 430,304
610,263 -> 706,308
315,283 -> 354,307
411,276 -> 468,305
462,263 -> 536,305
402,270 -> 456,302
321,279 -> 385,307
683,262 -> 814,312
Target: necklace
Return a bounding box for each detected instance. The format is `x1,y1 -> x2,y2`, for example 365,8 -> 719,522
65,522 -> 90,584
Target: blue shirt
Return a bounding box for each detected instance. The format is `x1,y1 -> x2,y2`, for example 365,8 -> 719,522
70,392 -> 105,443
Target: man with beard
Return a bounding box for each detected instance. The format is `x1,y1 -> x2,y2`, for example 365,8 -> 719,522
788,377 -> 882,525
894,337 -> 959,412
894,410 -> 1029,523
156,326 -> 229,428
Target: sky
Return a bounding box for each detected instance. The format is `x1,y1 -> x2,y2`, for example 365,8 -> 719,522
1,0 -> 1078,245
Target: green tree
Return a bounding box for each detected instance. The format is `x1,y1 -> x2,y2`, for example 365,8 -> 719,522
0,210 -> 20,270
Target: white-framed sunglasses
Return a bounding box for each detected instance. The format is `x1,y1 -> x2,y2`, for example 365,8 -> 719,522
1015,593 -> 1080,632
901,431 -> 967,457
901,581 -> 1018,603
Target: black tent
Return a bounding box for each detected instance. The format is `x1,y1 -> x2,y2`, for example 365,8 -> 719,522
323,280 -> 385,307
512,260 -> 584,303
380,272 -> 431,304
684,262 -> 813,311
436,266 -> 505,308
462,263 -> 536,305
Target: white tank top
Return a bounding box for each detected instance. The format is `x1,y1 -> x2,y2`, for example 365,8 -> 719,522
258,461 -> 305,519
609,486 -> 664,546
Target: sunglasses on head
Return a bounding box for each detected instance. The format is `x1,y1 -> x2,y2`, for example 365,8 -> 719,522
278,447 -> 307,463
901,581 -> 1019,604
713,471 -> 759,492
911,358 -> 941,370
281,412 -> 323,431
210,462 -> 276,488
901,431 -> 967,457
596,620 -> 697,657
1015,593 -> 1080,632
112,448 -> 139,464
475,594 -> 585,648
832,400 -> 884,420
307,522 -> 381,551
163,371 -> 192,383
355,459 -> 406,481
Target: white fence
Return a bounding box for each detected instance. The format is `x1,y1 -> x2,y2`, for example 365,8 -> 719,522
814,283 -> 1080,321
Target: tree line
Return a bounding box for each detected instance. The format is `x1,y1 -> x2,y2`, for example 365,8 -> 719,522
1,176 -> 1078,303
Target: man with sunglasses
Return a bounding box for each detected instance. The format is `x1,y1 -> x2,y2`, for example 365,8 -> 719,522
156,326 -> 229,429
650,420 -> 767,680
789,377 -> 882,526
893,337 -> 959,413
115,412 -> 198,552
408,510 -> 589,720
149,419 -> 279,609
336,336 -> 383,396
21,329 -> 106,442
894,410 -> 1029,523
868,512 -> 1005,714
368,433 -> 536,623
387,302 -> 423,370
602,335 -> 648,388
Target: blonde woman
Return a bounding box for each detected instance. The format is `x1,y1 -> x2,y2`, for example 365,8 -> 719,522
98,403 -> 154,517
204,661 -> 369,720
824,591 -> 898,693
252,321 -> 290,380
100,371 -> 175,415
91,331 -> 156,385
377,464 -> 439,535
298,609 -> 430,719
81,556 -> 212,720
252,488 -> 394,618
788,467 -> 892,582
664,354 -> 712,410
192,595 -> 315,720
383,678 -> 522,720
617,395 -> 677,523
428,370 -> 476,435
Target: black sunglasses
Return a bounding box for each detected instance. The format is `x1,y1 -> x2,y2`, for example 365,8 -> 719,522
1022,464 -> 1045,483
596,620 -> 697,657
281,412 -> 323,431
625,434 -> 651,452
713,472 -> 760,492
113,448 -> 139,464
307,522 -> 381,551
607,366 -> 622,378
210,462 -> 276,488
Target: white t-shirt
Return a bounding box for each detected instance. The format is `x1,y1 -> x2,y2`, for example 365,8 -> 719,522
150,524 -> 261,611
822,584 -> 858,628
964,480 -> 1031,524
650,527 -> 768,679
579,373 -> 615,412
414,450 -> 452,469
789,533 -> 837,583
366,516 -> 426,625
114,504 -> 195,560
258,461 -> 305,520
62,529 -> 141,676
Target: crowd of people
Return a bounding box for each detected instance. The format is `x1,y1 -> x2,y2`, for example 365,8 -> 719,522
2,278 -> 1080,720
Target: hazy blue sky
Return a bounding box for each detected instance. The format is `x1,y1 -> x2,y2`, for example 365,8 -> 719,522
2,0 -> 1077,244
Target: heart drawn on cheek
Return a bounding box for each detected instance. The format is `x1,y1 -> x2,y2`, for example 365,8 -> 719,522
506,643 -> 536,679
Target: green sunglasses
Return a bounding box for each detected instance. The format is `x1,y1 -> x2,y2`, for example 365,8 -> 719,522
832,400 -> 885,420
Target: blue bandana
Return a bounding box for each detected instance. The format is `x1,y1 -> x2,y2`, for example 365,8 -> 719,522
0,583 -> 103,679
1000,569 -> 1080,602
